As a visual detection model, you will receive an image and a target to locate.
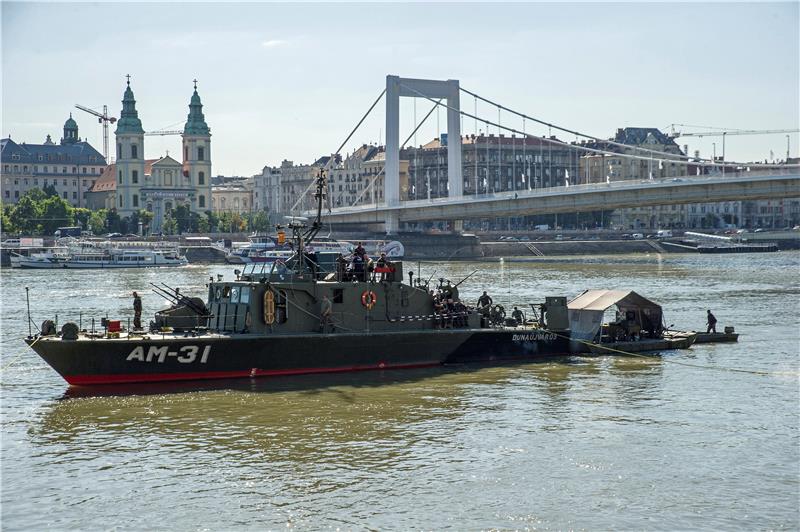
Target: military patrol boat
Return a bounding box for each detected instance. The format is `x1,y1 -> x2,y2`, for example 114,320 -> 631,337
25,173 -> 572,385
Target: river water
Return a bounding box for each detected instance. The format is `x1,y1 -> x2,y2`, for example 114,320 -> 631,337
1,253 -> 798,530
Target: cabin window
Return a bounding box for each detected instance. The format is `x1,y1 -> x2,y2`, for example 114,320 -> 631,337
230,287 -> 240,304
222,286 -> 231,299
333,289 -> 343,304
240,287 -> 250,304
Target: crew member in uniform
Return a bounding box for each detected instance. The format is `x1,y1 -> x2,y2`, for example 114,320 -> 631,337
477,291 -> 493,315
132,291 -> 142,329
511,306 -> 525,326
320,295 -> 333,333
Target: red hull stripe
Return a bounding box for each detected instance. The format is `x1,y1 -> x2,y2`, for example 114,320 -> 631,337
64,361 -> 440,385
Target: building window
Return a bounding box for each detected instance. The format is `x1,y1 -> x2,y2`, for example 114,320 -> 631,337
14,190 -> 19,198
184,146 -> 188,161
198,147 -> 204,161
72,191 -> 77,199
92,167 -> 97,174
131,144 -> 138,159
43,166 -> 47,173
63,179 -> 67,186
13,165 -> 18,173
4,190 -> 8,198
132,170 -> 138,184
119,195 -> 123,207
62,192 -> 67,199
199,195 -> 205,208
118,170 -> 123,184
62,167 -> 66,173
3,165 -> 8,173
198,171 -> 205,185
33,166 -> 38,173
34,179 -> 38,185
72,167 -> 76,174
72,180 -> 77,187
133,194 -> 139,207
117,143 -> 122,159
82,167 -> 87,174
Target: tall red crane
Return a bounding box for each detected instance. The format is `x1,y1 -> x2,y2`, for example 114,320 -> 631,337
74,104 -> 117,162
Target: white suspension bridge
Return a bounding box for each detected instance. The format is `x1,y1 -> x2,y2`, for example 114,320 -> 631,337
298,75 -> 799,232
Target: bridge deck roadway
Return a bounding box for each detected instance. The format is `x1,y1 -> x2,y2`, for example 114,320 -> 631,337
319,173 -> 800,224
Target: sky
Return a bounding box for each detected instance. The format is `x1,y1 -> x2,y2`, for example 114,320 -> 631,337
2,2 -> 798,176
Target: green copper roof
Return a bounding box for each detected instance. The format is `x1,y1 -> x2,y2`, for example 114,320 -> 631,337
64,114 -> 78,130
61,113 -> 79,145
115,80 -> 144,135
183,89 -> 210,136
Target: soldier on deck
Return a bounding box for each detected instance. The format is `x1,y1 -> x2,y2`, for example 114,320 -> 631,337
132,291 -> 142,329
511,306 -> 525,326
320,295 -> 333,333
477,291 -> 493,313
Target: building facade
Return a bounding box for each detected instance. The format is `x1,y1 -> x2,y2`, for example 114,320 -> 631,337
402,134 -> 580,200
1,116 -> 107,207
211,176 -> 253,214
252,166 -> 281,220
329,144 -> 410,208
279,156 -> 340,215
98,78 -> 213,232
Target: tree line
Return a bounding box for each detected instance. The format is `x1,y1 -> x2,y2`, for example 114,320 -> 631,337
1,188 -> 271,236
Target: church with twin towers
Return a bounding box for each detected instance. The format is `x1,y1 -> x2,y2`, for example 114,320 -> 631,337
114,76 -> 212,232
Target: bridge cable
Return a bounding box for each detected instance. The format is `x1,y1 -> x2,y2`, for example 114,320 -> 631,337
459,86 -> 797,169
349,99 -> 443,207
402,83 -> 798,169
290,88 -> 387,214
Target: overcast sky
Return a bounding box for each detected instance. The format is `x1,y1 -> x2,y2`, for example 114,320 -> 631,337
2,2 -> 798,176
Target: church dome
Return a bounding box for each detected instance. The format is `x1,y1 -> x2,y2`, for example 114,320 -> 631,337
61,113 -> 79,145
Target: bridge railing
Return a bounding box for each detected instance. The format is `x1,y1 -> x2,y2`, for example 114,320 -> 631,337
326,167 -> 799,213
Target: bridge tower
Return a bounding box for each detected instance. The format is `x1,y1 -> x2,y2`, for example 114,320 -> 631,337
385,75 -> 462,232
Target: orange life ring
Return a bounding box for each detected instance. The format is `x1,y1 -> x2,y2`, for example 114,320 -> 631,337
361,290 -> 377,310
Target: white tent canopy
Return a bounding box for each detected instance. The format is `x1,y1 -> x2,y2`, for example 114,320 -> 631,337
567,290 -> 663,341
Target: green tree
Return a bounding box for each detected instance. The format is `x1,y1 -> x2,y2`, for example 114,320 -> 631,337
162,211 -> 178,235
39,195 -> 74,234
73,208 -> 92,230
171,204 -> 195,233
9,195 -> 42,234
24,188 -> 48,202
105,209 -> 123,233
205,210 -> 219,232
89,210 -> 107,235
137,209 -> 154,234
197,213 -> 209,233
1,204 -> 17,235
249,210 -> 271,232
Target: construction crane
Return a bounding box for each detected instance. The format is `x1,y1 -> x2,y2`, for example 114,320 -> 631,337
669,127 -> 798,138
74,104 -> 116,162
145,129 -> 183,136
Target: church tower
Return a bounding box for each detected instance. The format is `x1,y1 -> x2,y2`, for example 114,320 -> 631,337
182,80 -> 211,213
60,114 -> 79,145
114,75 -> 145,218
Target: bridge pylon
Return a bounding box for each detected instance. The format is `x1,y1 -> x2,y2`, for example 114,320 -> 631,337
385,75 -> 463,216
